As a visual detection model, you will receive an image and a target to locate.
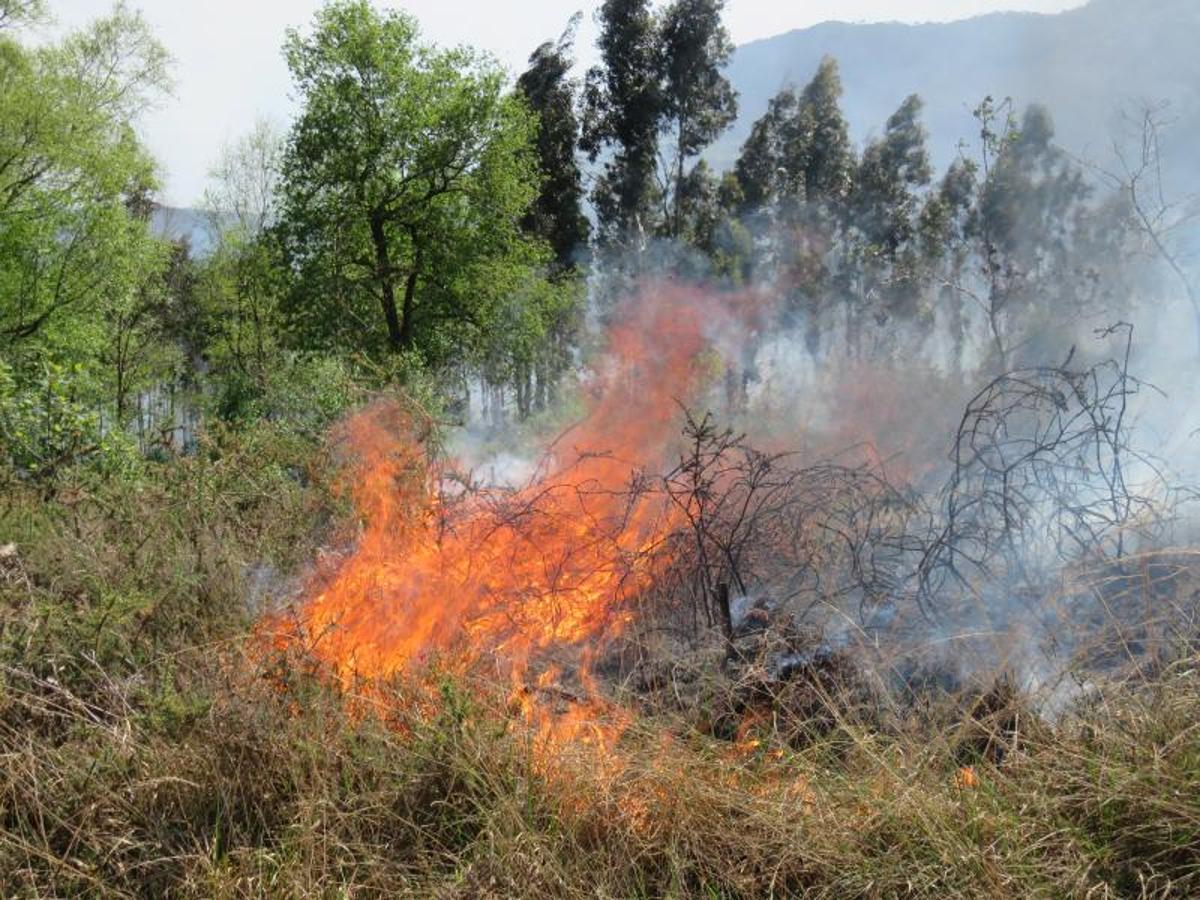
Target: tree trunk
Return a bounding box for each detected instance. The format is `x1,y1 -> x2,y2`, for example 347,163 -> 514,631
714,582 -> 735,662
674,120 -> 686,239
399,266 -> 418,351
534,358 -> 547,412
369,215 -> 403,350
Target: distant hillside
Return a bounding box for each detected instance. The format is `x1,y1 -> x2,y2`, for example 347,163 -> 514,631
714,0 -> 1200,184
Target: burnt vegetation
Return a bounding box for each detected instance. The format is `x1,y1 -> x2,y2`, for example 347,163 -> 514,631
4,0 -> 1200,896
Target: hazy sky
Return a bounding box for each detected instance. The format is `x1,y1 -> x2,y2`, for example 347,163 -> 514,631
44,0 -> 1085,206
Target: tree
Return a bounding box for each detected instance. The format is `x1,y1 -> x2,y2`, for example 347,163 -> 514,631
0,3 -> 171,355
919,158 -> 979,374
97,228 -> 177,427
730,58 -> 855,351
968,102 -> 1097,367
199,121 -> 287,382
0,0 -> 44,30
0,3 -> 181,474
581,0 -> 663,251
733,57 -> 854,218
845,94 -> 934,343
852,95 -> 932,259
1101,102 -> 1200,358
656,0 -> 737,238
205,118 -> 282,239
516,16 -> 589,275
917,99 -> 1125,371
793,57 -> 854,211
277,0 -> 544,363
733,88 -> 798,213
0,0 -> 175,456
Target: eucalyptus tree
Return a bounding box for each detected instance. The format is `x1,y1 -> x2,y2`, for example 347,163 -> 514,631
965,101 -> 1102,368
580,0 -> 663,251
796,57 -> 854,212
730,57 -> 856,351
516,15 -> 589,276
734,57 -> 854,216
852,95 -> 933,261
656,0 -> 738,238
846,94 -> 934,343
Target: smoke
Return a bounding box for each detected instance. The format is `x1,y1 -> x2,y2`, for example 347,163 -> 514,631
472,224 -> 1199,708
283,96 -> 1200,734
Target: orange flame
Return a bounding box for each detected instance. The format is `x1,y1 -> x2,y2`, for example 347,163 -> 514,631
280,284 -> 765,749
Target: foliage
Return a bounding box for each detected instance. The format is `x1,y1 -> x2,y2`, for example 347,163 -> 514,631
0,357 -> 101,476
0,3 -> 178,474
656,0 -> 738,238
581,0 -> 664,252
276,0 -> 547,365
516,17 -> 590,275
0,3 -> 171,354
582,0 -> 739,254
196,234 -> 284,384
933,99 -> 1135,367
852,94 -> 933,261
474,273 -> 584,418
0,0 -> 44,29
205,353 -> 366,433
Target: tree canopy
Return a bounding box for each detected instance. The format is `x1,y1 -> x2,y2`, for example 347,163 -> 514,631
0,3 -> 170,355
516,16 -> 590,276
276,0 -> 546,365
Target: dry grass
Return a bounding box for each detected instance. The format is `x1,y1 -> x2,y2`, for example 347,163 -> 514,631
2,425 -> 1200,898
2,635 -> 1199,898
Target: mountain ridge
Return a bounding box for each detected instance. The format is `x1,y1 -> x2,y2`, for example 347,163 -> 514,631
712,0 -> 1199,184
169,0 -> 1198,248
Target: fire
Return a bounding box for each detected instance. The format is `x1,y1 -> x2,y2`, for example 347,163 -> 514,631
279,284 -> 764,748
954,765 -> 981,790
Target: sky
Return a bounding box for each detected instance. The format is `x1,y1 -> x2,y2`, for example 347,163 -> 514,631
43,0 -> 1085,206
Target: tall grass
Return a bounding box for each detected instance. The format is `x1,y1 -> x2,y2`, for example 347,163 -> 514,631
2,423 -> 1199,898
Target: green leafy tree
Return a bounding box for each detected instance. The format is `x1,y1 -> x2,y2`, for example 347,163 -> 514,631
733,57 -> 854,219
795,57 -> 854,211
852,95 -> 933,260
199,121 -> 286,386
96,222 -> 176,426
477,275 -> 583,419
844,94 -> 934,346
0,0 -> 44,29
733,88 -> 797,213
731,58 -> 855,351
0,4 -> 171,356
966,101 -> 1099,367
664,160 -> 749,284
0,3 -> 173,471
277,0 -> 545,364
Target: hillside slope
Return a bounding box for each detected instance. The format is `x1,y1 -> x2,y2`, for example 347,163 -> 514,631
714,0 -> 1200,179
